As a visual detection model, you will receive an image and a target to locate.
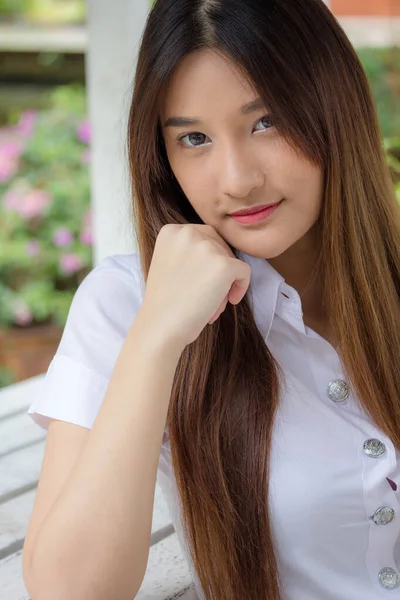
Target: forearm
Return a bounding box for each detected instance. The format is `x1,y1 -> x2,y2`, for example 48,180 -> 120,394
28,311 -> 183,600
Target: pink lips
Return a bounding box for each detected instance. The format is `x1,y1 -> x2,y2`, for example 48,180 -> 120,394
230,200 -> 283,225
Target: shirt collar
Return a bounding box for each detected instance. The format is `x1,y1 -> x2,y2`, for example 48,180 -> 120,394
238,251 -> 286,339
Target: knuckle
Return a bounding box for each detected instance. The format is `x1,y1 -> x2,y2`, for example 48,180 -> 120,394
242,261 -> 251,274
182,223 -> 198,236
177,224 -> 198,246
157,224 -> 181,245
157,224 -> 170,241
159,223 -> 176,236
213,255 -> 230,274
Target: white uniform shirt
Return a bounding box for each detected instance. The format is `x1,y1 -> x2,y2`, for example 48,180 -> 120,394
28,251 -> 400,599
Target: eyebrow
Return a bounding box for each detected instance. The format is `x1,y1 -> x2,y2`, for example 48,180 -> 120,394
162,97 -> 266,128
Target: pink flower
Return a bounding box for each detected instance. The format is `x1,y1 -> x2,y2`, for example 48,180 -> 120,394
80,229 -> 93,245
17,110 -> 38,137
0,159 -> 18,183
3,185 -> 51,220
3,188 -> 24,211
19,189 -> 51,219
0,142 -> 21,160
53,227 -> 74,247
79,208 -> 93,246
0,142 -> 21,184
13,300 -> 34,326
77,120 -> 91,144
26,240 -> 41,257
59,253 -> 84,275
0,125 -> 18,144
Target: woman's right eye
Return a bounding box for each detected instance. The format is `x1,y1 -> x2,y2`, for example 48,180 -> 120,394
177,132 -> 210,149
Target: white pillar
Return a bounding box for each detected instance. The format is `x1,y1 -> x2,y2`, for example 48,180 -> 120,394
86,0 -> 150,264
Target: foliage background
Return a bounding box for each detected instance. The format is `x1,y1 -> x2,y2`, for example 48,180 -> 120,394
0,85 -> 92,331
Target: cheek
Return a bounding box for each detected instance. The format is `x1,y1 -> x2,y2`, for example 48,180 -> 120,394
261,140 -> 322,200
170,159 -> 216,213
279,157 -> 323,212
300,167 -> 324,214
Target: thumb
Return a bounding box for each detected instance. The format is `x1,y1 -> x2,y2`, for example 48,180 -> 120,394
228,281 -> 248,305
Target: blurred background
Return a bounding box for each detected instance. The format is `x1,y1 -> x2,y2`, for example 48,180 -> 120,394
0,0 -> 400,389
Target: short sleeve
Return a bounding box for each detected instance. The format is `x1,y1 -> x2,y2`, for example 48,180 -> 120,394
28,253 -> 145,431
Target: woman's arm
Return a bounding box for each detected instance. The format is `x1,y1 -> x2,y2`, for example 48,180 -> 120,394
22,308 -> 184,600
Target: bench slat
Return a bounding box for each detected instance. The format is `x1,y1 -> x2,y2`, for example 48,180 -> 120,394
0,490 -> 37,555
0,550 -> 28,600
0,413 -> 44,458
0,441 -> 45,500
0,376 -> 44,419
138,533 -> 196,599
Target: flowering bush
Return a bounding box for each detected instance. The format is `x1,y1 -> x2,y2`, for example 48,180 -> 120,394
0,84 -> 93,329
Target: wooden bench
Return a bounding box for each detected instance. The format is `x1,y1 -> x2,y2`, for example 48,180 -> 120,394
0,376 -> 198,599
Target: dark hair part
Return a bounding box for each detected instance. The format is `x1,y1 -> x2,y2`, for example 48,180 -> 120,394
128,0 -> 400,597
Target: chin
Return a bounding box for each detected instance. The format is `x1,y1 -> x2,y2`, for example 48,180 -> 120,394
235,241 -> 291,261
218,222 -> 299,260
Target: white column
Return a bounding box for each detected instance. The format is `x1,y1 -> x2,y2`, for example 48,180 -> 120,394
86,0 -> 150,264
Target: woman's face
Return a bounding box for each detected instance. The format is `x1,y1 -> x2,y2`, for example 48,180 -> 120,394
160,49 -> 324,260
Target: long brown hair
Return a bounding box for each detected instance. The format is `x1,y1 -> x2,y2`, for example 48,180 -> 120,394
127,0 -> 400,597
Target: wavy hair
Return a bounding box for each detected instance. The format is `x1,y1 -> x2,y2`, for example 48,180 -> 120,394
127,0 -> 400,597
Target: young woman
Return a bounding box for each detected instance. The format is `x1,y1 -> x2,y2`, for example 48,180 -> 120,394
22,0 -> 400,599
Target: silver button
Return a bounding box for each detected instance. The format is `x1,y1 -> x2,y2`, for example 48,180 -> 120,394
373,506 -> 395,525
327,380 -> 350,403
378,567 -> 400,590
363,439 -> 386,458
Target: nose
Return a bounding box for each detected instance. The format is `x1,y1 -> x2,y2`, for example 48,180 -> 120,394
217,142 -> 265,198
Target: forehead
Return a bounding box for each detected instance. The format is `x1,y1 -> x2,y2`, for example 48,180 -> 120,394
160,49 -> 257,119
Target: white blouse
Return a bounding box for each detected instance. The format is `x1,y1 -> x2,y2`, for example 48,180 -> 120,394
28,251 -> 400,599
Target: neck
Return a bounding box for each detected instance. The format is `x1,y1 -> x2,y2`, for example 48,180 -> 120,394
267,225 -> 324,319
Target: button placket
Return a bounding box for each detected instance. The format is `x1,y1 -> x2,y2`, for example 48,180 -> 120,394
362,435 -> 400,593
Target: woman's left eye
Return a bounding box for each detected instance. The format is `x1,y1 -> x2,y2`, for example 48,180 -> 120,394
254,115 -> 273,132
177,115 -> 274,149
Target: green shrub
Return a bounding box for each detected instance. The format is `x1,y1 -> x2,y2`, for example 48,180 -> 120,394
0,84 -> 92,329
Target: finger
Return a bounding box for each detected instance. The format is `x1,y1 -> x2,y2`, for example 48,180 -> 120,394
209,297 -> 229,324
228,263 -> 251,305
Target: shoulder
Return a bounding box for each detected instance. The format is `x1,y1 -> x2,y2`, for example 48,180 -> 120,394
57,252 -> 146,378
28,252 -> 147,430
75,253 -> 145,307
